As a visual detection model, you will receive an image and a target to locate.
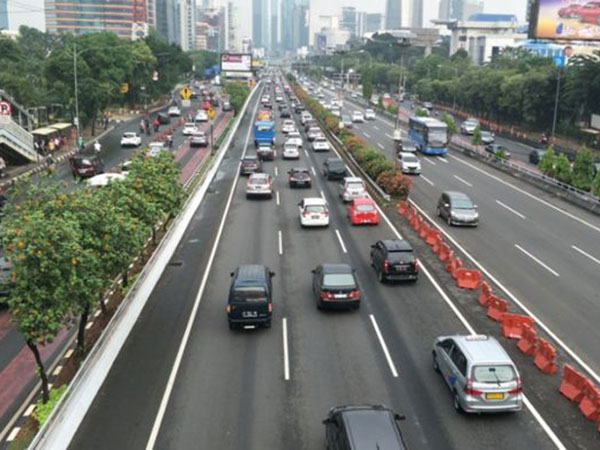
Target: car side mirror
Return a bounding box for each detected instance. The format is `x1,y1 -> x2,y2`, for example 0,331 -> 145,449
473,205 -> 478,209
230,272 -> 234,277
269,271 -> 275,277
298,201 -> 302,207
311,269 -> 316,274
322,418 -> 331,425
444,203 -> 450,208
394,413 -> 406,421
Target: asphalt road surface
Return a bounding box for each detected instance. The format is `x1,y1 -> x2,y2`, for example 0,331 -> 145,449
64,84 -> 576,450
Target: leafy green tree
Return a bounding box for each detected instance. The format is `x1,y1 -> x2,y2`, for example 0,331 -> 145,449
415,108 -> 428,117
538,146 -> 556,177
472,126 -> 482,145
362,70 -> 373,101
442,113 -> 458,137
189,50 -> 219,77
223,82 -> 250,115
554,153 -> 572,184
572,146 -> 595,190
592,170 -> 600,196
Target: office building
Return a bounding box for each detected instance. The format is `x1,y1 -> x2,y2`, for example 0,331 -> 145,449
0,0 -> 8,30
438,0 -> 483,21
366,13 -> 384,33
253,0 -> 268,48
340,6 -> 357,36
292,0 -> 309,50
411,0 -> 423,28
178,0 -> 196,50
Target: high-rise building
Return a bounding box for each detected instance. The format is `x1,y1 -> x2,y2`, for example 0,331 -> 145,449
270,0 -> 279,52
252,0 -> 268,48
411,0 -> 423,27
292,0 -> 309,49
178,0 -> 196,50
0,0 -> 8,30
366,13 -> 383,32
340,6 -> 357,36
438,0 -> 483,21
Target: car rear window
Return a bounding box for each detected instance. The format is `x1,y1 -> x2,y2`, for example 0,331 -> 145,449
356,204 -> 374,212
305,205 -> 326,214
329,160 -> 344,169
323,273 -> 356,287
231,286 -> 267,302
347,182 -> 364,190
472,365 -> 516,383
388,250 -> 414,264
249,177 -> 268,185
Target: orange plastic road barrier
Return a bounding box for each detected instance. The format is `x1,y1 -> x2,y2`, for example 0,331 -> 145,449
579,380 -> 600,421
438,243 -> 452,262
533,338 -> 557,374
517,324 -> 538,356
419,222 -> 430,240
487,295 -> 508,322
415,215 -> 424,233
444,252 -> 456,272
431,235 -> 443,254
410,211 -> 419,229
455,268 -> 482,290
451,257 -> 463,279
426,229 -> 441,247
478,281 -> 492,306
397,201 -> 408,216
500,313 -> 534,339
408,207 -> 416,222
559,364 -> 588,403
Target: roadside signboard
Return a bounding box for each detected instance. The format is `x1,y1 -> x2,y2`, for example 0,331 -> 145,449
0,101 -> 11,116
180,87 -> 192,100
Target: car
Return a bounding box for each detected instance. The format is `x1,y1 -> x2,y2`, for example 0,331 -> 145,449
294,104 -> 305,114
301,111 -> 313,125
282,119 -> 296,134
222,101 -> 232,111
432,334 -> 523,413
167,106 -> 181,116
341,114 -> 353,129
263,101 -> 273,110
286,131 -> 303,148
480,130 -> 495,145
298,197 -> 330,227
558,3 -> 584,17
529,148 -> 546,165
352,111 -> 365,123
460,118 -> 479,135
347,197 -> 379,226
324,405 -> 408,450
275,95 -> 284,103
396,138 -> 418,153
246,173 -> 273,199
227,264 -> 274,330
120,132 -> 142,147
423,101 -> 434,110
323,158 -> 347,180
157,112 -> 171,124
306,127 -> 322,141
69,155 -> 104,178
365,109 -> 376,120
282,142 -> 300,160
280,107 -> 291,118
257,144 -> 275,161
261,95 -> 270,104
485,143 -> 511,159
312,137 -> 330,152
323,102 -> 332,110
195,110 -> 208,122
182,122 -> 198,135
240,156 -> 262,175
370,239 -> 419,282
303,119 -> 318,132
331,107 -> 341,117
398,152 -> 421,175
317,92 -> 325,99
436,191 -> 479,226
339,177 -> 367,202
147,141 -> 165,157
312,263 -> 360,310
210,97 -> 219,107
190,130 -> 208,147
576,1 -> 600,23
85,172 -> 127,187
288,168 -> 312,188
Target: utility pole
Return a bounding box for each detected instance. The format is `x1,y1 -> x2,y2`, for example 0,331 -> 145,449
73,44 -> 80,137
551,67 -> 562,142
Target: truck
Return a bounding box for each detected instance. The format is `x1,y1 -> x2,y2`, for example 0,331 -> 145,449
254,120 -> 275,147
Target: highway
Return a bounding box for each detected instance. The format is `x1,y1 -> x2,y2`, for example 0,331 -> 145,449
64,83 -> 579,449
319,86 -> 600,379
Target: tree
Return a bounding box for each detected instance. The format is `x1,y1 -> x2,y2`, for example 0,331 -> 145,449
472,126 -> 483,146
592,170 -> 600,196
571,146 -> 595,191
554,153 -> 572,184
223,82 -> 250,115
442,113 -> 458,137
362,70 -> 373,101
415,108 -> 428,117
538,146 -> 556,177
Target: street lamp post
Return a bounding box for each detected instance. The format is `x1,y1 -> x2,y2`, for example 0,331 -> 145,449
73,44 -> 80,138
551,67 -> 562,142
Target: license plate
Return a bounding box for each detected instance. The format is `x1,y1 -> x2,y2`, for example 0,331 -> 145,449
485,392 -> 505,400
334,294 -> 347,299
242,311 -> 258,318
395,265 -> 407,271
296,181 -> 305,185
311,215 -> 320,219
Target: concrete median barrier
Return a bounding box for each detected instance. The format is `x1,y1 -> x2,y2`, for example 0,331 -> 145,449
533,338 -> 557,374
559,364 -> 588,403
500,313 -> 534,339
517,324 -> 538,356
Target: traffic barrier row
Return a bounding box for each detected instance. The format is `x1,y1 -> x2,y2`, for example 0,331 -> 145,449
478,281 -> 492,306
517,324 -> 537,356
533,338 -> 557,374
487,295 -> 508,322
559,365 -> 600,430
500,313 -> 534,339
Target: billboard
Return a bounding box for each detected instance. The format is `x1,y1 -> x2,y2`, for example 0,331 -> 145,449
220,53 -> 253,72
531,0 -> 600,41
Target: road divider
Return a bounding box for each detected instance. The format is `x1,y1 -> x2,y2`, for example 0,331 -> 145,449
500,314 -> 534,339
578,381 -> 600,421
560,364 -> 588,403
454,268 -> 482,290
533,338 -> 557,374
517,324 -> 538,356
487,295 -> 509,322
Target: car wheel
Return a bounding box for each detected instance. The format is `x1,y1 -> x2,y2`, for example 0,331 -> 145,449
432,352 -> 441,373
436,207 -> 441,217
378,269 -> 386,283
447,215 -> 452,226
453,391 -> 464,414
317,298 -> 324,310
229,322 -> 235,330
264,320 -> 271,329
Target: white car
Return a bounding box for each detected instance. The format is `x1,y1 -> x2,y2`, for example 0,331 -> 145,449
398,152 -> 421,175
352,111 -> 365,123
461,118 -> 479,135
275,95 -> 284,103
282,119 -> 296,134
301,112 -> 313,125
299,197 -> 330,227
331,107 -> 341,117
283,143 -> 300,160
195,110 -> 208,122
120,132 -> 141,147
182,122 -> 198,135
365,109 -> 376,120
86,173 -> 127,187
168,106 -> 181,116
246,173 -> 273,199
147,141 -> 165,157
306,127 -> 322,141
286,131 -> 303,148
339,177 -> 367,202
323,102 -> 332,110
312,137 -> 330,152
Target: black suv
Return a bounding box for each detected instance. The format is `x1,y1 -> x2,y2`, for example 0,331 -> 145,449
323,158 -> 347,180
370,240 -> 419,283
312,263 -> 360,310
227,265 -> 274,330
324,405 -> 408,450
240,156 -> 262,175
69,155 -> 104,178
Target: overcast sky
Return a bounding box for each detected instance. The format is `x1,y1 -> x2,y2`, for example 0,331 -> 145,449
7,0 -> 45,31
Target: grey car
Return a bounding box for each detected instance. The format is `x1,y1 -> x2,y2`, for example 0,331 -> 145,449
480,131 -> 495,145
436,191 -> 479,227
432,335 -> 523,413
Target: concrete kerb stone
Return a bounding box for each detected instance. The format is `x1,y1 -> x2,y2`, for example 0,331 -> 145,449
28,83 -> 261,450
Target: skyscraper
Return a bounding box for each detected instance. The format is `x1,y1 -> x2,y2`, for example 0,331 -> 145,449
411,0 -> 423,27
341,6 -> 357,36
0,0 -> 8,30
385,0 -> 401,29
252,0 -> 268,48
365,13 -> 383,32
438,0 -> 483,21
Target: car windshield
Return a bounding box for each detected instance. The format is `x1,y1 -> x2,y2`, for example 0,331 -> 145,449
472,365 -> 516,383
328,160 -> 344,169
231,286 -> 267,302
428,130 -> 447,147
185,123 -> 195,127
403,155 -> 418,163
243,158 -> 258,163
323,273 -> 356,287
388,250 -> 414,264
452,198 -> 474,209
305,205 -> 326,214
347,182 -> 364,190
356,204 -> 374,212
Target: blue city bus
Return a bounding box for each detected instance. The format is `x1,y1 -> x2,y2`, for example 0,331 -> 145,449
254,120 -> 275,147
408,116 -> 448,156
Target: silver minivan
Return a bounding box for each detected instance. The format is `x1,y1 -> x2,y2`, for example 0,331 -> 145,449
432,335 -> 523,413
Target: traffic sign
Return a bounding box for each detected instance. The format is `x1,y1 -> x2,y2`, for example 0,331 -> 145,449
208,108 -> 216,120
120,83 -> 129,93
0,101 -> 12,116
181,99 -> 191,107
180,87 -> 192,100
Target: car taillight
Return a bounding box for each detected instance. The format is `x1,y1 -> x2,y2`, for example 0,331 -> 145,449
414,258 -> 420,271
320,291 -> 333,300
508,377 -> 522,394
348,289 -> 360,299
464,378 -> 483,396
324,210 -> 329,217
383,259 -> 389,273
226,305 -> 231,314
268,303 -> 273,313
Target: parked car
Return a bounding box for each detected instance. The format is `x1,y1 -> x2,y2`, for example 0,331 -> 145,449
240,156 -> 262,175
339,177 -> 367,202
485,144 -> 511,159
432,334 -> 523,413
324,405 -> 407,450
257,144 -> 275,161
168,106 -> 181,116
351,111 -> 365,123
222,101 -> 232,111
461,118 -> 479,135
246,173 -> 273,199
480,130 -> 495,145
436,191 -> 479,227
312,137 -> 330,152
398,152 -> 421,175
283,142 -> 300,160
323,158 -> 347,180
348,197 -> 379,226
288,167 -> 312,188
120,132 -> 142,147
227,264 -> 274,330
370,239 -> 419,283
529,148 -> 546,165
190,131 -> 208,147
365,109 -> 376,120
182,122 -> 198,135
312,263 -> 360,310
396,138 -> 418,153
69,155 -> 104,178
298,197 -> 330,227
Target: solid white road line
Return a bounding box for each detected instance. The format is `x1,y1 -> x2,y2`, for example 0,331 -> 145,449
6,428 -> 20,442
335,229 -> 348,253
448,153 -> 600,234
438,157 -> 449,164
282,318 -> 290,381
420,175 -> 435,186
378,143 -> 385,149
571,245 -> 600,266
145,90 -> 261,450
23,404 -> 35,417
423,158 -> 436,166
320,189 -> 325,199
385,133 -> 394,140
276,191 -> 280,206
364,132 -> 371,138
304,149 -> 309,158
278,230 -> 283,255
311,166 -> 316,176
496,200 -> 526,220
453,175 -> 472,187
274,166 -> 278,177
515,244 -> 560,277
369,315 -> 399,378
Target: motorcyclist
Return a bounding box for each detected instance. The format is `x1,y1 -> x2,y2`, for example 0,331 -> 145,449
139,120 -> 145,134
166,133 -> 173,148
94,140 -> 102,153
153,118 -> 160,132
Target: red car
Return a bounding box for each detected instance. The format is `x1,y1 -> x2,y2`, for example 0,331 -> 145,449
558,3 -> 584,18
347,197 -> 379,225
203,99 -> 211,110
577,1 -> 600,23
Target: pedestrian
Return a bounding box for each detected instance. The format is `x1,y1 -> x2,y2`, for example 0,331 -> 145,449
34,140 -> 40,154
54,136 -> 61,150
153,117 -> 160,132
48,139 -> 55,153
140,119 -> 145,134
94,140 -> 101,154
0,157 -> 6,178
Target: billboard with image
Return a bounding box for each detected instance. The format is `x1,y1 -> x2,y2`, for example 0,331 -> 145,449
220,53 -> 253,72
531,0 -> 600,41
